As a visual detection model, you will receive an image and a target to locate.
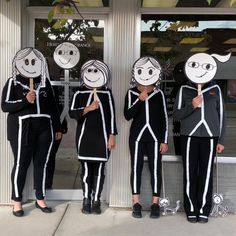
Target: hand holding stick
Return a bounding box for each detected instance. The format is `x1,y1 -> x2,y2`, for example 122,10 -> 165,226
26,78 -> 35,104
139,87 -> 148,101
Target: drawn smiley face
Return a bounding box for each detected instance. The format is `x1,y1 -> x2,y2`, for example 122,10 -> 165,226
15,51 -> 42,78
54,42 -> 80,69
185,53 -> 217,84
83,65 -> 107,88
134,59 -> 161,86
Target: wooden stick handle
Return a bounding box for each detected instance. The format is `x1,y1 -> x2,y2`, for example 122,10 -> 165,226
198,84 -> 202,96
197,84 -> 202,107
29,78 -> 34,91
93,88 -> 97,101
29,78 -> 35,104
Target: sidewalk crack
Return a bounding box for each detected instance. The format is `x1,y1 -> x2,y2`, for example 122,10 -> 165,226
52,203 -> 69,236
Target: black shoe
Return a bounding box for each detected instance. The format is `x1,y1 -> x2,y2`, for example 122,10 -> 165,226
187,215 -> 197,223
198,215 -> 208,223
92,200 -> 101,214
150,203 -> 160,219
13,209 -> 24,217
82,198 -> 91,214
132,203 -> 142,218
35,201 -> 52,213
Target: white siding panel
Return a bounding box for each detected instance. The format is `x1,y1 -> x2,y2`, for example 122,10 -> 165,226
108,0 -> 139,207
0,0 -> 21,204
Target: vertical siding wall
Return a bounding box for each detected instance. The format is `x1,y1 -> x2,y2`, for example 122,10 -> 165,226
108,0 -> 139,207
0,0 -> 21,204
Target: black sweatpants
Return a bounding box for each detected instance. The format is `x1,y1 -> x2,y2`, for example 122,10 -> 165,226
129,139 -> 162,197
10,118 -> 53,201
81,161 -> 105,201
180,136 -> 218,217
45,139 -> 61,189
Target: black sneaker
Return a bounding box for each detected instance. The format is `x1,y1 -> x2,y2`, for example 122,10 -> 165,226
92,200 -> 101,214
132,203 -> 142,218
150,203 -> 160,218
198,215 -> 208,223
82,198 -> 91,214
187,215 -> 197,223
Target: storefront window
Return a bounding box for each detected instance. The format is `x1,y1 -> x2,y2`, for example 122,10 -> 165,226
142,0 -> 236,8
29,0 -> 110,7
35,19 -> 104,189
141,14 -> 236,156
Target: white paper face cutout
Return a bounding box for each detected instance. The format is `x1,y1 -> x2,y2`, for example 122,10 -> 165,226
81,60 -> 109,89
53,42 -> 80,69
15,51 -> 42,78
185,53 -> 218,84
133,57 -> 162,86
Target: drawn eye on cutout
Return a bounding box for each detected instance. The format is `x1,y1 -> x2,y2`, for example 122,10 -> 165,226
188,62 -> 199,68
202,63 -> 214,71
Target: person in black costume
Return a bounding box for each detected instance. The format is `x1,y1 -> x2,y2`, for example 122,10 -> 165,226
1,48 -> 62,217
124,57 -> 168,219
170,61 -> 187,155
45,42 -> 80,189
45,94 -> 68,189
70,60 -> 117,214
173,52 -> 229,223
45,57 -> 68,189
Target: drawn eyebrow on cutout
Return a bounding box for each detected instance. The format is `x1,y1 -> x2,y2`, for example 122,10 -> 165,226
136,67 -> 144,69
147,66 -> 155,69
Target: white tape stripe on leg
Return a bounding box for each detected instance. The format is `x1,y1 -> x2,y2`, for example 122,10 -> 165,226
186,137 -> 194,212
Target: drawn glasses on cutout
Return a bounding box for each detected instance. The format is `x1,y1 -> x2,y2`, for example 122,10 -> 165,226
56,49 -> 78,56
187,61 -> 216,71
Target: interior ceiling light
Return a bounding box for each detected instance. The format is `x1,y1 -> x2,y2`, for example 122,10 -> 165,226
153,47 -> 172,52
141,37 -> 158,44
180,37 -> 205,44
190,47 -> 210,52
142,0 -> 178,7
223,38 -> 236,44
75,0 -> 103,7
92,36 -> 104,43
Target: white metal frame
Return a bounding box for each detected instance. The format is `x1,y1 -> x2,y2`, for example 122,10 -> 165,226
25,6 -> 110,200
140,7 -> 236,15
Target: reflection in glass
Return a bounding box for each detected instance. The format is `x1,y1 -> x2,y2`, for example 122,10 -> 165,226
141,14 -> 236,155
142,0 -> 236,8
29,0 -> 110,7
35,19 -> 104,189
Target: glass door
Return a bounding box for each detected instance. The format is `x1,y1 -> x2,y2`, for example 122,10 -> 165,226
141,14 -> 236,157
28,14 -> 107,200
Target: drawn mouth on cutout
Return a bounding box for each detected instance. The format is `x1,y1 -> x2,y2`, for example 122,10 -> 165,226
138,73 -> 157,81
196,72 -> 207,78
85,76 -> 101,83
22,66 -> 36,74
59,58 -> 71,65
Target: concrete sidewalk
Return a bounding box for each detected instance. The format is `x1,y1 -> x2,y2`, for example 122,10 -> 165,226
0,201 -> 236,236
